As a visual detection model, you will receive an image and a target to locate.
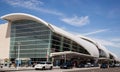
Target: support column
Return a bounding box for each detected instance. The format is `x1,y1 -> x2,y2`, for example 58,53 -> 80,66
60,36 -> 64,51
93,57 -> 99,67
70,41 -> 72,51
52,57 -> 54,64
47,31 -> 52,62
94,57 -> 99,64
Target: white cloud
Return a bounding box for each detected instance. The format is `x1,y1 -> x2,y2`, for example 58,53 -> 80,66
92,38 -> 120,48
5,0 -> 64,16
5,0 -> 43,8
110,38 -> 120,42
61,15 -> 89,26
5,0 -> 89,26
83,29 -> 109,36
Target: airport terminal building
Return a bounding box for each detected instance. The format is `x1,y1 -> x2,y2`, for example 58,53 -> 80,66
0,13 -> 119,66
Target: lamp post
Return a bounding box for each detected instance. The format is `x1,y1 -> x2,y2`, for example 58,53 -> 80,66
17,42 -> 21,70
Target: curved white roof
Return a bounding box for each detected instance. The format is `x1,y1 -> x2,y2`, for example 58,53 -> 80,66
76,35 -> 97,44
50,25 -> 99,57
77,35 -> 109,58
109,51 -> 118,60
96,43 -> 109,58
1,13 -> 49,27
1,13 -> 100,57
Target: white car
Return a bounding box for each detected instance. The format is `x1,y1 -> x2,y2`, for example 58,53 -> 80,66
34,62 -> 53,70
115,63 -> 120,67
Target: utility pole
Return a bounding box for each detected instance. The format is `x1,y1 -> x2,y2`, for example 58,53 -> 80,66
17,42 -> 21,70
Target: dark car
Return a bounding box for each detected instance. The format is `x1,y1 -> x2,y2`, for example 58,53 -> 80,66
100,63 -> 108,68
78,63 -> 92,68
109,64 -> 115,68
60,62 -> 73,69
77,63 -> 85,68
91,63 -> 99,67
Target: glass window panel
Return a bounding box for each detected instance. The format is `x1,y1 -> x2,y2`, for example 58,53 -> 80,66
10,19 -> 51,58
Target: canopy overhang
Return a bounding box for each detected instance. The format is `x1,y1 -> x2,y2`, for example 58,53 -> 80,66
50,51 -> 96,59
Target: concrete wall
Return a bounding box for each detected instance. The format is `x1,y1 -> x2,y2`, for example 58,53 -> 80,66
0,23 -> 10,59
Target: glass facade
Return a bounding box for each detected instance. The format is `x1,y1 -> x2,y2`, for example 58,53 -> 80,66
51,33 -> 90,55
99,49 -> 106,58
109,54 -> 114,59
10,20 -> 51,62
10,19 -> 89,63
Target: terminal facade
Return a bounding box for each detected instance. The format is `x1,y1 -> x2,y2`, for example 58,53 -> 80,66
0,13 -> 119,66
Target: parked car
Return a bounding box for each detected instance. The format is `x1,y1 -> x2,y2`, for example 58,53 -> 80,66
60,62 -> 73,69
91,64 -> 99,67
85,63 -> 91,67
34,62 -> 53,70
100,63 -> 108,68
115,63 -> 120,67
77,63 -> 85,68
109,64 -> 115,68
77,63 -> 96,68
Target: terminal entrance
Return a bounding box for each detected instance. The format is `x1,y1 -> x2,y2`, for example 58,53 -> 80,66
50,51 -> 98,67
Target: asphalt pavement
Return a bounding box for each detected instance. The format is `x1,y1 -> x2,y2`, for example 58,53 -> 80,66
64,67 -> 120,72
0,67 -> 120,72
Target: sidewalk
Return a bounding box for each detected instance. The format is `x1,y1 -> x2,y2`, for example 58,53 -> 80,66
0,66 -> 60,71
0,66 -> 100,72
0,67 -> 34,71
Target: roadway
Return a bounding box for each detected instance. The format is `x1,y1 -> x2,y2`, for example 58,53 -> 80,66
0,67 -> 120,72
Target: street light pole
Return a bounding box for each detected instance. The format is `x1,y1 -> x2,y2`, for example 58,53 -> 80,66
17,42 -> 21,70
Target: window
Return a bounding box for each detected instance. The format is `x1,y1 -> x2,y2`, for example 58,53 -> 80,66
10,19 -> 51,58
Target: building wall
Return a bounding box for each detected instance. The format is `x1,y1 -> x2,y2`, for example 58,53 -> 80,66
0,23 -> 10,59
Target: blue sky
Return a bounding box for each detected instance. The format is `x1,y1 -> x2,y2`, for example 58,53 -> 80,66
0,0 -> 120,58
